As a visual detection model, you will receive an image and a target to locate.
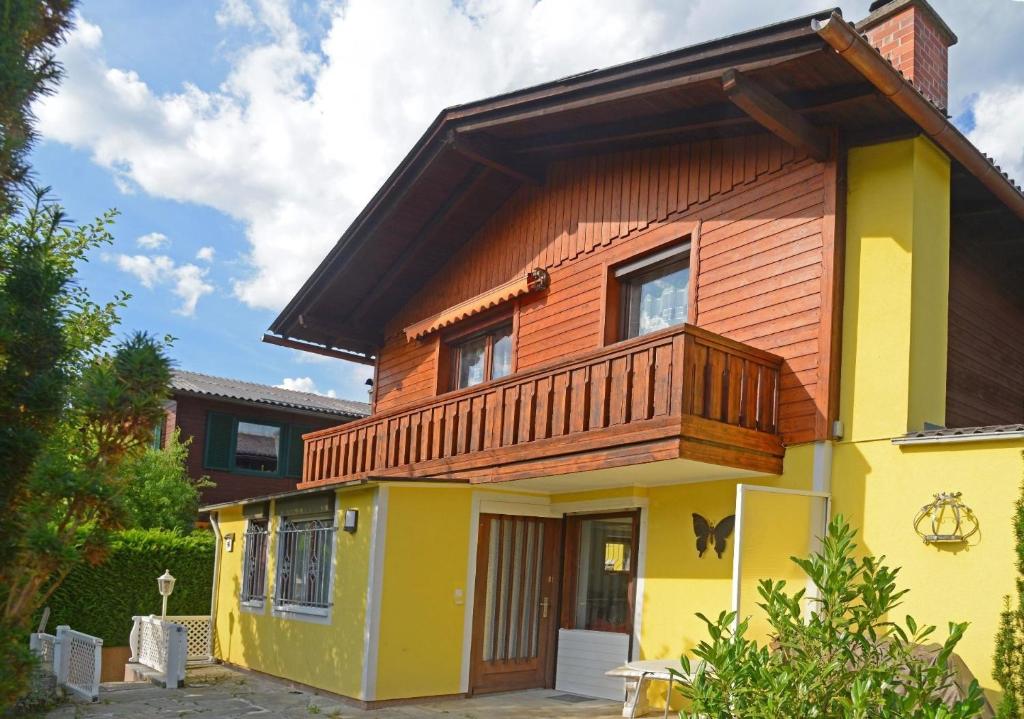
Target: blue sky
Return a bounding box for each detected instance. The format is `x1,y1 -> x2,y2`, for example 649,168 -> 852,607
32,0 -> 1024,404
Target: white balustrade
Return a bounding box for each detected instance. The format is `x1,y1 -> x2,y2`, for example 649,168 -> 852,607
129,615 -> 187,688
165,615 -> 213,662
43,626 -> 102,701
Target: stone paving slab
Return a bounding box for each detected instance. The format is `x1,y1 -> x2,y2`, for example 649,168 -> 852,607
45,665 -> 625,718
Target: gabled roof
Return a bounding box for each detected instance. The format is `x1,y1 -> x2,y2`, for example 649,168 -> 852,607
267,7 -> 1024,359
170,370 -> 369,420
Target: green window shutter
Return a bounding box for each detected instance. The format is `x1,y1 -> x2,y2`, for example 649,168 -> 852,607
204,412 -> 234,470
152,417 -> 164,449
285,425 -> 309,478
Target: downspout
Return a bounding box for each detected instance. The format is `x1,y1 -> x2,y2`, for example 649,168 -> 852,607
208,511 -> 223,662
813,12 -> 1024,222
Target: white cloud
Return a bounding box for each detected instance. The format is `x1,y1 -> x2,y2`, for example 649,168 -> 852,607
136,231 -> 168,249
196,245 -> 216,262
967,84 -> 1024,186
276,376 -> 337,397
34,0 -> 831,313
113,254 -> 215,316
32,0 -> 1024,315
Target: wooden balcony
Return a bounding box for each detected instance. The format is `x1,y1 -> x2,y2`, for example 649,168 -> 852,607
300,325 -> 785,489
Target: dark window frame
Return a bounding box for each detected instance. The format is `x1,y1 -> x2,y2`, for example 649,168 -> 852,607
449,321 -> 514,391
615,243 -> 691,342
203,411 -> 312,479
434,307 -> 517,394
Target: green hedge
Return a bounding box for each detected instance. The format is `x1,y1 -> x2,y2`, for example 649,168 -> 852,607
44,529 -> 215,646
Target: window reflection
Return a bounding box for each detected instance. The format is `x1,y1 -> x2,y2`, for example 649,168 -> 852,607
235,421 -> 281,473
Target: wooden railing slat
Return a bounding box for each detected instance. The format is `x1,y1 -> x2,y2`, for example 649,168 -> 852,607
297,325 -> 783,485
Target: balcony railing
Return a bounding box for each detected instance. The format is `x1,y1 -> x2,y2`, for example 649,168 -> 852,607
301,324 -> 783,487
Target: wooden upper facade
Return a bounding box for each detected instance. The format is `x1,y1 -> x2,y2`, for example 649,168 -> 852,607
270,8 -> 1024,489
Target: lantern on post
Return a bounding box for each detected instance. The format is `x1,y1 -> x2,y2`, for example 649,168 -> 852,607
157,569 -> 176,618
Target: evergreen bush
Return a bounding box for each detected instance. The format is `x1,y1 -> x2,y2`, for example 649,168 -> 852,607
42,529 -> 215,646
677,516 -> 986,718
994,468 -> 1024,718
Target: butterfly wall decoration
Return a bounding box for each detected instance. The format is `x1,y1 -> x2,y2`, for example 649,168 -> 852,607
692,513 -> 736,558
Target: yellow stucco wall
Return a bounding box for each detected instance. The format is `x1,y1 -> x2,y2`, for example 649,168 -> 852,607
212,486 -> 374,698
638,443 -> 818,662
831,439 -> 1022,697
842,136 -> 950,441
837,135 -> 1019,699
373,485 -> 474,700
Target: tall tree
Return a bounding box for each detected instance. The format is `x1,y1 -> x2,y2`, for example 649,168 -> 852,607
0,191 -> 172,707
0,0 -> 76,209
995,469 -> 1024,718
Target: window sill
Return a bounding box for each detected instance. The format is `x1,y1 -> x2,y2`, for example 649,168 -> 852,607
271,603 -> 332,624
239,599 -> 265,614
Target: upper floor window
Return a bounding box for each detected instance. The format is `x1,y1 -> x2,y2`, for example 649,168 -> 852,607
235,421 -> 281,473
616,243 -> 690,340
203,412 -> 310,478
451,323 -> 514,390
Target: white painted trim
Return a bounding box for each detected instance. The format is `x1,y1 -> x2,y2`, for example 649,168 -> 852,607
631,505 -> 649,661
459,492 -> 484,693
730,486 -> 746,633
360,486 -> 389,701
731,482 -> 833,631
554,496 -> 649,514
738,485 -> 831,498
208,512 -> 223,657
812,441 -> 833,494
479,499 -> 555,517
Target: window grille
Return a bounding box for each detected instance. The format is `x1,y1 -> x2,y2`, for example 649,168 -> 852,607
240,520 -> 269,603
274,518 -> 335,610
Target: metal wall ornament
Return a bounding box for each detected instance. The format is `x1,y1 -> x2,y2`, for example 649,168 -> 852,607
692,514 -> 736,558
913,492 -> 979,544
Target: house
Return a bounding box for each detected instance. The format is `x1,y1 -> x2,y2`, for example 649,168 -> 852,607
161,370 -> 369,506
201,0 -> 1024,710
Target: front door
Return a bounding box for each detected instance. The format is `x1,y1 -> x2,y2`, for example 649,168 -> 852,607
469,514 -> 561,694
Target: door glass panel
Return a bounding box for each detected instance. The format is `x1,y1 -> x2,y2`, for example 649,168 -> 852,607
479,516 -> 547,664
491,325 -> 513,380
574,516 -> 634,633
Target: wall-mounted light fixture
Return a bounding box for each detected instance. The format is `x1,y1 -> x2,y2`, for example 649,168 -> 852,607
343,509 -> 359,533
913,491 -> 979,544
224,532 -> 235,552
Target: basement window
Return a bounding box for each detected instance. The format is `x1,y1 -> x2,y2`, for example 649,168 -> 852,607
274,516 -> 336,615
240,519 -> 269,608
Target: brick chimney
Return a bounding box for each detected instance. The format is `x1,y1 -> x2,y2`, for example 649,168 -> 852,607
858,0 -> 958,111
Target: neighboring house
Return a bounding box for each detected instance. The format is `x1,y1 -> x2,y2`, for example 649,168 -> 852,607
202,1 -> 1023,710
160,371 -> 369,506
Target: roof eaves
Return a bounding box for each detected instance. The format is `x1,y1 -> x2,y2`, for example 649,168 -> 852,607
269,8 -> 839,338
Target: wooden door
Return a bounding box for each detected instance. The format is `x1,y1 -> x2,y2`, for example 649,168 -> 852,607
469,514 -> 561,694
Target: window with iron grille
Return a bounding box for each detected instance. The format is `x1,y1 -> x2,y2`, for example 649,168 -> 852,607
274,518 -> 335,612
240,520 -> 269,605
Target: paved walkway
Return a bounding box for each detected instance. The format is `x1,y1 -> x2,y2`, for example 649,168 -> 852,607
46,665 -> 624,718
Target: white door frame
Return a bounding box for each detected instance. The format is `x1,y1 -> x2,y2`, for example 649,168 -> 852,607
730,484 -> 831,632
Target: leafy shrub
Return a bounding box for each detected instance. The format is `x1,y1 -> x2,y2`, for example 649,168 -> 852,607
677,516 -> 986,719
995,471 -> 1024,718
119,429 -> 213,532
42,529 -> 214,646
